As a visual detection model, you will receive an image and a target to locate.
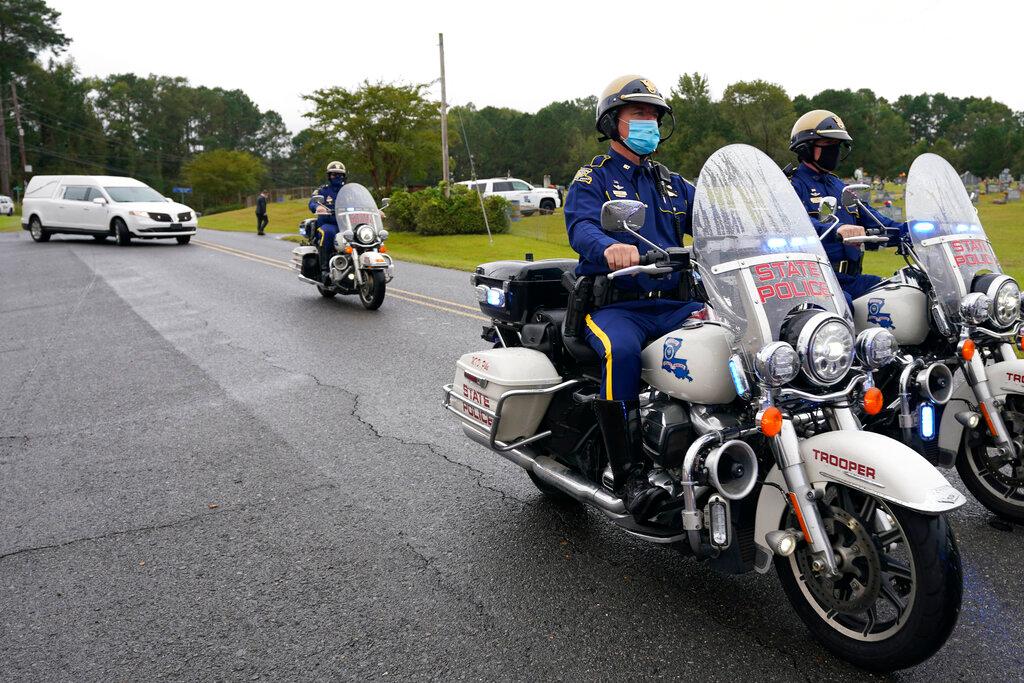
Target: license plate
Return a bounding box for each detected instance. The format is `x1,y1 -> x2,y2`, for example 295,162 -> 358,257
170,223 -> 182,229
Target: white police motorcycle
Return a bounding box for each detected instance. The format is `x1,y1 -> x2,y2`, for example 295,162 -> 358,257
292,183 -> 394,309
443,144 -> 964,672
842,153 -> 1024,523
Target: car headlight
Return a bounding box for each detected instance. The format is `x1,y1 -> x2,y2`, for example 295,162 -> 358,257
790,312 -> 855,386
128,210 -> 149,217
959,292 -> 992,325
753,342 -> 800,386
974,275 -> 1020,328
855,328 -> 898,369
356,225 -> 377,244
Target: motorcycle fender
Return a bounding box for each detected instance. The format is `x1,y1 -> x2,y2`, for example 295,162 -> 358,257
359,250 -> 389,269
937,359 -> 1024,462
752,431 -> 964,573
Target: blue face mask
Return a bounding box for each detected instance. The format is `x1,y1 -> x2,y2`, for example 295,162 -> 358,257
329,175 -> 344,189
623,119 -> 660,155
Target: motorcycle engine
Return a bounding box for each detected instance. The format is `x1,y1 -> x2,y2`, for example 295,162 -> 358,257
642,396 -> 693,469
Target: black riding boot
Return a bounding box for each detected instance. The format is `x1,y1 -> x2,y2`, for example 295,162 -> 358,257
592,398 -> 669,521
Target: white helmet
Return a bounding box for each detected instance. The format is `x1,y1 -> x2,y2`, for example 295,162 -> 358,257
325,161 -> 346,175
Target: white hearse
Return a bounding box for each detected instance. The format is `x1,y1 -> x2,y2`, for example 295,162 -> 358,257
21,175 -> 198,245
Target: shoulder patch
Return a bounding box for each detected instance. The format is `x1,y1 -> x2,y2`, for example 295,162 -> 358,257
590,154 -> 611,168
572,167 -> 594,185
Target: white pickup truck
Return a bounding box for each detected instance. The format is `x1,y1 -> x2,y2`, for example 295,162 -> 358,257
457,177 -> 561,215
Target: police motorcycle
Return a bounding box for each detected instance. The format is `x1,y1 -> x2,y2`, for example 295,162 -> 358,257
838,152 -> 1024,524
442,144 -> 963,672
292,182 -> 394,309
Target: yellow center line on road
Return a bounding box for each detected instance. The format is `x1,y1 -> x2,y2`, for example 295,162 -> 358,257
193,238 -> 489,322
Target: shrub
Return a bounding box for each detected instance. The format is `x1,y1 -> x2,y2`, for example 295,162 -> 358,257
201,203 -> 244,215
394,182 -> 510,236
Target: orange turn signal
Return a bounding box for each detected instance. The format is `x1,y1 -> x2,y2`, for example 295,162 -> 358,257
863,387 -> 884,415
960,339 -> 975,361
379,245 -> 388,253
760,407 -> 783,437
343,246 -> 353,254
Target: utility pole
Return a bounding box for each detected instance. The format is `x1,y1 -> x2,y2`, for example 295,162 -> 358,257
0,93 -> 10,196
10,83 -> 28,183
438,32 -> 450,198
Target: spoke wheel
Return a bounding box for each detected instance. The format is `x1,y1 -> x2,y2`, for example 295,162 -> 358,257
958,407 -> 1024,522
359,270 -> 386,310
776,483 -> 961,672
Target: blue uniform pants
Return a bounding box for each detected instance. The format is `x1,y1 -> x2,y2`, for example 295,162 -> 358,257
584,299 -> 704,401
315,222 -> 339,273
836,271 -> 882,309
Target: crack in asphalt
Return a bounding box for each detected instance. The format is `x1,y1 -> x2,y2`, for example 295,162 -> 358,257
0,482 -> 338,563
232,341 -> 534,508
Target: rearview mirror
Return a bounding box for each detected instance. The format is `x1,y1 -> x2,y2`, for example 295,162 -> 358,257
841,184 -> 870,212
818,196 -> 836,220
312,194 -> 325,204
92,197 -> 107,205
600,200 -> 646,232
381,197 -> 390,209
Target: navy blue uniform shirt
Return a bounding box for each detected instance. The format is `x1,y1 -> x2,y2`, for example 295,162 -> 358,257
309,182 -> 343,228
789,164 -> 907,265
564,148 -> 694,293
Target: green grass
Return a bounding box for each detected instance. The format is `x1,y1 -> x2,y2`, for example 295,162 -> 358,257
0,213 -> 22,232
198,200 -> 576,270
860,188 -> 1024,283
196,196 -> 1024,278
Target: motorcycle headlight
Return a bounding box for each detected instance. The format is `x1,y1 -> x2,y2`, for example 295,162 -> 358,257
356,225 -> 377,244
959,292 -> 992,325
753,342 -> 800,387
978,275 -> 1020,328
855,328 -> 898,369
792,313 -> 855,386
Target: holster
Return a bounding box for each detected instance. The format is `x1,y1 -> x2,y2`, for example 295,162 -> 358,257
563,274 -> 593,338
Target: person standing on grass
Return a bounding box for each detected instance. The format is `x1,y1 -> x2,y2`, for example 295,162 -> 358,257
255,190 -> 269,235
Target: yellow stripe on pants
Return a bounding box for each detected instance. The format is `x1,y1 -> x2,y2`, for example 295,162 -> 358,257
585,314 -> 614,400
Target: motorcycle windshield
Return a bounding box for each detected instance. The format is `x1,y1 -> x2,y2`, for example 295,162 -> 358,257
906,153 -> 1000,318
692,144 -> 849,356
334,183 -> 384,232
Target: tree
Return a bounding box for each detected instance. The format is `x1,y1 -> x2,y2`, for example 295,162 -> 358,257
660,73 -> 732,177
720,80 -> 795,163
183,149 -> 264,208
303,81 -> 443,195
0,0 -> 68,82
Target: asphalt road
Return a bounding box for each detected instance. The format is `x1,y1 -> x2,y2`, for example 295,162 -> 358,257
1,228 -> 1022,681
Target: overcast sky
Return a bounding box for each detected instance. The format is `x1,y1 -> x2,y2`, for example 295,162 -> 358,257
48,0 -> 1024,135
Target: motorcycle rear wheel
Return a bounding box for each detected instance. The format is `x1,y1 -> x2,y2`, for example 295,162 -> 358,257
775,483 -> 961,672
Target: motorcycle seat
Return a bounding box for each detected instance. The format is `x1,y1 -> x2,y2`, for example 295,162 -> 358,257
561,313 -> 601,366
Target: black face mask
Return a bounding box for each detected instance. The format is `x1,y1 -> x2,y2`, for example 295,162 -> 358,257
815,144 -> 841,172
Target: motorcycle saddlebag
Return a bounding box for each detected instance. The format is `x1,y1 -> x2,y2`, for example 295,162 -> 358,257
451,348 -> 561,443
291,245 -> 320,279
472,259 -> 578,325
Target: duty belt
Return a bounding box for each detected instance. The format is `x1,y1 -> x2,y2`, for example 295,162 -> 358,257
607,287 -> 679,304
833,259 -> 863,276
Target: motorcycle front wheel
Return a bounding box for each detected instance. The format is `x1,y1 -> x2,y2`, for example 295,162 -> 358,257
775,483 -> 961,672
359,270 -> 386,310
957,405 -> 1024,523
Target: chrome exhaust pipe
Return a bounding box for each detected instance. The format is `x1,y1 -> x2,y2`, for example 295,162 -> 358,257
461,424 -> 626,514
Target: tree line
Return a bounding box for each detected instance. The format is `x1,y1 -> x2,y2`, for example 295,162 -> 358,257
3,0 -> 1023,209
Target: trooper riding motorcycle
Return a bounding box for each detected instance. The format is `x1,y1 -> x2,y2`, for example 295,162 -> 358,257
786,110 -> 907,304
309,161 -> 347,284
564,75 -> 702,519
